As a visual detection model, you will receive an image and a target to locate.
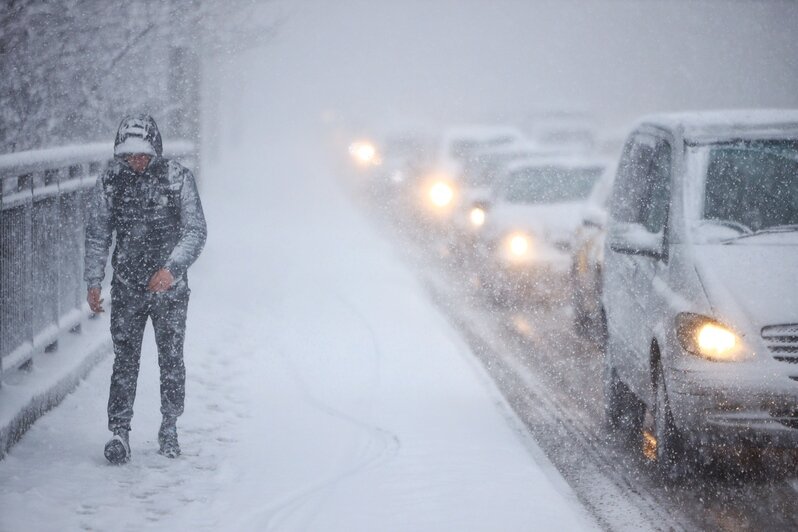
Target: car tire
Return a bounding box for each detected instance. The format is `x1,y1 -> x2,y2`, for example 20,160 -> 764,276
491,284 -> 511,308
475,271 -> 497,303
652,362 -> 692,480
595,307 -> 608,352
603,354 -> 643,436
572,297 -> 590,338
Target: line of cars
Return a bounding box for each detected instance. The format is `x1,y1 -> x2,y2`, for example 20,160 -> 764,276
357,124 -> 610,302
349,109 -> 798,478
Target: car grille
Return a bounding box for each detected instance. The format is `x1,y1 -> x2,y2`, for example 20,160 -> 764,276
770,406 -> 798,430
774,414 -> 798,430
762,323 -> 798,364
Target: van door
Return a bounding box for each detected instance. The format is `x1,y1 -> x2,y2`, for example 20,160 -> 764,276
605,132 -> 657,395
633,138 -> 672,404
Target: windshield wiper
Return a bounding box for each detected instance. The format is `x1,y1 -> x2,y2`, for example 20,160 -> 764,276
722,224 -> 798,243
696,219 -> 752,235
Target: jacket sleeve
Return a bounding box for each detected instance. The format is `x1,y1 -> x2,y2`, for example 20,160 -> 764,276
83,174 -> 113,289
164,168 -> 207,279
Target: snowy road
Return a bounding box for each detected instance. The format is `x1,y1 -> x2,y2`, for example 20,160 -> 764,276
368,193 -> 798,531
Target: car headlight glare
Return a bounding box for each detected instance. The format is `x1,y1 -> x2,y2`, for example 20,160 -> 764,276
676,313 -> 743,361
470,207 -> 486,227
349,141 -> 378,165
511,235 -> 529,255
429,181 -> 454,208
697,323 -> 737,357
508,233 -> 530,256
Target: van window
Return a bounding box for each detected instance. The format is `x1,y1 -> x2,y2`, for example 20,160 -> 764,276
702,140 -> 798,232
640,140 -> 671,234
611,133 -> 657,223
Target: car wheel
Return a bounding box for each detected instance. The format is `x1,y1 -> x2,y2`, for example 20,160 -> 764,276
595,307 -> 608,352
572,296 -> 590,338
651,362 -> 691,480
603,355 -> 643,436
492,284 -> 512,308
475,272 -> 499,304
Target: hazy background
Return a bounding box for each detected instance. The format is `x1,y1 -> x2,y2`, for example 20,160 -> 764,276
210,0 -> 798,145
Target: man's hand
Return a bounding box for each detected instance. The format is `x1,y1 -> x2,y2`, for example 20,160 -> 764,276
148,268 -> 175,293
87,287 -> 104,313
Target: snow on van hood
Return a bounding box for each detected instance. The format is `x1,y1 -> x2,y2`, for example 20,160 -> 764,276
692,239 -> 798,329
485,201 -> 584,242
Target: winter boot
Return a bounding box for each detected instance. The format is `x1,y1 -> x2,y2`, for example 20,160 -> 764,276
158,416 -> 180,458
104,429 -> 131,464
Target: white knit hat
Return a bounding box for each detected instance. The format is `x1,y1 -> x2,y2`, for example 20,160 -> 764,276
114,136 -> 156,156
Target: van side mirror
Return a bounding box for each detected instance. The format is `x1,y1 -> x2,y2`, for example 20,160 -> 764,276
608,222 -> 664,259
582,205 -> 607,229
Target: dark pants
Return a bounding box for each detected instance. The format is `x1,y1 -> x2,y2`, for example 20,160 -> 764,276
108,278 -> 190,432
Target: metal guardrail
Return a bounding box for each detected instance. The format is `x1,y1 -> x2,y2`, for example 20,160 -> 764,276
0,141 -> 195,384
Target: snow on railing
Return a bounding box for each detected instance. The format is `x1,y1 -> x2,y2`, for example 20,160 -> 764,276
0,141 -> 196,384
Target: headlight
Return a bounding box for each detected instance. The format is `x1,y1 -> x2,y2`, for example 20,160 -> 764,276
676,313 -> 744,361
429,181 -> 454,208
510,234 -> 529,256
470,207 -> 486,227
502,231 -> 532,260
349,141 -> 379,166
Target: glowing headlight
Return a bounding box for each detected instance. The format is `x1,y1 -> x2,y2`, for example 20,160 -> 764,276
510,234 -> 529,255
504,231 -> 532,261
676,313 -> 743,361
349,141 -> 378,165
697,323 -> 738,357
470,207 -> 486,227
429,181 -> 454,208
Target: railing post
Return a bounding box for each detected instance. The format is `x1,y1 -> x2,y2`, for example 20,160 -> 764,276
49,166 -> 63,353
23,170 -> 34,371
0,181 -> 3,386
70,163 -> 86,335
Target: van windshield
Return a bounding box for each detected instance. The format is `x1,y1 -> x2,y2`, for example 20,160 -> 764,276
503,166 -> 603,204
698,140 -> 798,236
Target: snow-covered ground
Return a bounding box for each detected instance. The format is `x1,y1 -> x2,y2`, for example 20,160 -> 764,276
0,127 -> 597,532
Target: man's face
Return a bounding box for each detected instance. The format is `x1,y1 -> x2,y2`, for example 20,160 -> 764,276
124,153 -> 152,173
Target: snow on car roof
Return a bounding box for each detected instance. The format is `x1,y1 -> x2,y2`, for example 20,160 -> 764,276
504,155 -> 609,174
441,125 -> 525,142
472,140 -> 543,156
636,109 -> 798,143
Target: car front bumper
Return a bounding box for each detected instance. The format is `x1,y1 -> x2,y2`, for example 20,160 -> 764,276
668,365 -> 798,448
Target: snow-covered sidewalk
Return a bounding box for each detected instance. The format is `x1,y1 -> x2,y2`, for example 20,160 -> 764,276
0,134 -> 596,530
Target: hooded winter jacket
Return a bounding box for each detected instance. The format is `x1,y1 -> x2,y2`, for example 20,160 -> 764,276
84,115 -> 206,289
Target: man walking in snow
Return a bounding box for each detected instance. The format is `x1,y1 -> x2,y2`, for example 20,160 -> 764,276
84,114 -> 207,464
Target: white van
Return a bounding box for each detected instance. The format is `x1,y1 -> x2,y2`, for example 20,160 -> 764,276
602,110 -> 798,476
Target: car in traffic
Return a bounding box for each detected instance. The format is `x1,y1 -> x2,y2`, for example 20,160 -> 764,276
418,126 -> 525,223
474,156 -> 607,303
570,166 -> 615,342
366,132 -> 436,207
451,141 -> 568,258
602,110 -> 798,477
